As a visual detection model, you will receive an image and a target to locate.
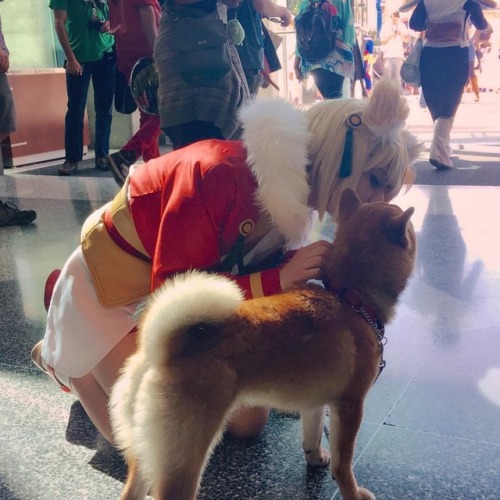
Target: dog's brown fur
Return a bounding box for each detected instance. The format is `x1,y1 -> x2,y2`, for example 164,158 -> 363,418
110,189 -> 416,500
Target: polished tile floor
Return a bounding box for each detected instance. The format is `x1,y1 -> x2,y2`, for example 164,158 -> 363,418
1,151 -> 500,498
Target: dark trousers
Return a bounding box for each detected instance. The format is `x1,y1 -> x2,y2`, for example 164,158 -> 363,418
420,46 -> 469,121
65,54 -> 115,162
245,70 -> 262,97
310,68 -> 345,99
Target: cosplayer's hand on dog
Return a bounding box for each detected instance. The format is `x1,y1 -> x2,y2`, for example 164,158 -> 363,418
280,240 -> 334,291
110,189 -> 416,500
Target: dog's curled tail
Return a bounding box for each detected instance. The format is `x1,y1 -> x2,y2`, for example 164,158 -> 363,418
138,270 -> 244,362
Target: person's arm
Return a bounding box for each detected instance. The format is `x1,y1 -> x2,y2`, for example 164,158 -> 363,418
471,27 -> 482,47
465,0 -> 488,31
294,55 -> 303,81
0,47 -> 9,73
52,9 -> 83,76
252,0 -> 292,27
0,19 -> 9,74
138,5 -> 158,51
223,239 -> 333,298
379,27 -> 393,46
379,24 -> 408,46
408,1 -> 427,32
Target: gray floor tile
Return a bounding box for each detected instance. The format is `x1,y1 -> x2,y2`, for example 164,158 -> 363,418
1,170 -> 500,499
352,425 -> 500,500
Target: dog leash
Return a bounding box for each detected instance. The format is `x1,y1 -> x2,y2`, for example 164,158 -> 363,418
322,282 -> 387,382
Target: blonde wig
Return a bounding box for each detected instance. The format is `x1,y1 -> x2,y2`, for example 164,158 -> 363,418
306,77 -> 423,221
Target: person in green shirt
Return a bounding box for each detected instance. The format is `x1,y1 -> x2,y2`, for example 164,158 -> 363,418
49,0 -> 115,175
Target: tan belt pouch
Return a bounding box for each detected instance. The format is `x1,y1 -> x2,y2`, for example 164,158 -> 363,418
81,184 -> 151,307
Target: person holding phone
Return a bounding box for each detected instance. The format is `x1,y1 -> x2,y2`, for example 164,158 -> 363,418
379,11 -> 409,87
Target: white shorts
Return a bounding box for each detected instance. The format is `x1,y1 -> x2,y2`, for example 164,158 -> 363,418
41,246 -> 141,389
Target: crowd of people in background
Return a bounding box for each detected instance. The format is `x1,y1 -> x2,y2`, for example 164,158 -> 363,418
0,0 -> 496,484
1,0 -> 498,221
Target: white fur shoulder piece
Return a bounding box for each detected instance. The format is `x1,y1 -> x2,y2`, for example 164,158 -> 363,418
239,98 -> 313,249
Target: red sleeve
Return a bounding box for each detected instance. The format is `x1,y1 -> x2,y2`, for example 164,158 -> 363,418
225,267 -> 283,299
223,250 -> 298,299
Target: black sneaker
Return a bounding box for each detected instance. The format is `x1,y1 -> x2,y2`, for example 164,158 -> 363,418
58,161 -> 79,176
0,201 -> 37,227
95,157 -> 109,171
106,150 -> 136,187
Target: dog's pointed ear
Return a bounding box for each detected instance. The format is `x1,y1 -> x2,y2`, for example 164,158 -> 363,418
388,207 -> 415,248
339,188 -> 362,220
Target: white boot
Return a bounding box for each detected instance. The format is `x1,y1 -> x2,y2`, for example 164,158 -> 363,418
430,117 -> 454,169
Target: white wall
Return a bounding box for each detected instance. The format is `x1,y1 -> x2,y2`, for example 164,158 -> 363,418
1,1 -> 57,69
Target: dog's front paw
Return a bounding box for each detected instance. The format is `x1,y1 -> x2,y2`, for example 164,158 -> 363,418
304,447 -> 330,467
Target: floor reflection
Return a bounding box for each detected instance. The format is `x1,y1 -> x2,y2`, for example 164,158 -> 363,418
1,174 -> 499,499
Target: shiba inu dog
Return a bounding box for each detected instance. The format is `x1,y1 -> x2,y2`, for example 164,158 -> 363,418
110,189 -> 416,500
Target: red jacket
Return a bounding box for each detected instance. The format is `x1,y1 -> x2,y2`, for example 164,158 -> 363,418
127,140 -> 284,298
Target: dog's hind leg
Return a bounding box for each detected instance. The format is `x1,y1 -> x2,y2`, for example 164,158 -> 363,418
301,406 -> 330,467
120,453 -> 149,500
149,395 -> 233,500
328,402 -> 375,500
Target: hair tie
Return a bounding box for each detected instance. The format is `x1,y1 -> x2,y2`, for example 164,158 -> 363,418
339,113 -> 362,179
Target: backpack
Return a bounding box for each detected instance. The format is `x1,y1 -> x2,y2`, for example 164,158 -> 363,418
295,0 -> 338,62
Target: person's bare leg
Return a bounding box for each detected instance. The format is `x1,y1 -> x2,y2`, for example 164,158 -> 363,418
226,406 -> 270,439
92,328 -> 138,391
69,330 -> 139,444
70,373 -> 115,443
